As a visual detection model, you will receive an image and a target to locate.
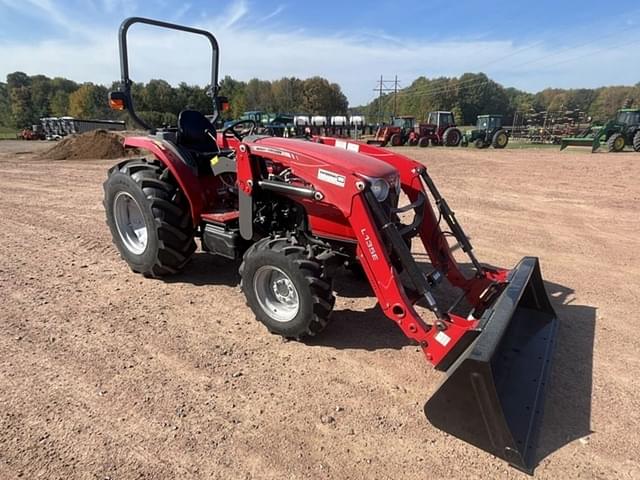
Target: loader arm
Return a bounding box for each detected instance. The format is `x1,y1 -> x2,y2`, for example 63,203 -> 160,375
317,137 -> 504,300
315,137 -> 558,474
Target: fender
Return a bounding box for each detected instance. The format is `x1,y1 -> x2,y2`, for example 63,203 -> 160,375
123,136 -> 205,225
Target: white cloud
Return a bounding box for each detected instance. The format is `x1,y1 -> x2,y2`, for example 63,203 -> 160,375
221,0 -> 249,29
258,5 -> 284,23
0,1 -> 638,106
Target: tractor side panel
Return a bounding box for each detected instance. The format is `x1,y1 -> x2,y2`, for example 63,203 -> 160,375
302,200 -> 355,240
123,136 -> 205,225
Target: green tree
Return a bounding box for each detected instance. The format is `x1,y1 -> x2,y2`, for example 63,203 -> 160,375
244,78 -> 274,111
49,91 -> 70,116
143,79 -> 178,114
272,77 -> 304,113
9,86 -> 34,128
589,86 -> 635,121
0,82 -> 11,127
301,77 -> 347,115
219,76 -> 247,119
68,83 -> 109,118
7,71 -> 30,90
457,73 -> 509,124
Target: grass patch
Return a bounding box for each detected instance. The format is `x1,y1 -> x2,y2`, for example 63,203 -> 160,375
0,126 -> 18,140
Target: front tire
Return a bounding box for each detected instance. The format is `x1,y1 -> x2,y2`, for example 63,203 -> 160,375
239,237 -> 335,338
607,132 -> 625,152
633,131 -> 640,152
418,137 -> 430,148
103,159 -> 196,277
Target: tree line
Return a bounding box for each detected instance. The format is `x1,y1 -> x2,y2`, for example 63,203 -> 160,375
357,72 -> 640,125
0,72 -> 348,129
1,70 -> 639,130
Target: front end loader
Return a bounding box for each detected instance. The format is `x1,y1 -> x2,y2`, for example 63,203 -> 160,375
561,108 -> 640,152
104,17 -> 559,474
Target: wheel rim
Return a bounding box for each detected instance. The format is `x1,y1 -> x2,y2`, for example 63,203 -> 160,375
615,137 -> 624,150
498,133 -> 507,146
113,191 -> 148,255
253,266 -> 300,322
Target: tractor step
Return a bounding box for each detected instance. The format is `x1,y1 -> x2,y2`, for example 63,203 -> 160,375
202,210 -> 240,224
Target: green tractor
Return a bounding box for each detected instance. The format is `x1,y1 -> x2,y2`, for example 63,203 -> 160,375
560,109 -> 640,153
461,114 -> 509,149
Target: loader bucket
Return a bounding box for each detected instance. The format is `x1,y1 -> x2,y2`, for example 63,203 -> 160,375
560,136 -> 598,152
424,257 -> 557,474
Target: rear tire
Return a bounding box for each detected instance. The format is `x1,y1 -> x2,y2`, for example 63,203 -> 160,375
390,133 -> 403,147
607,132 -> 625,152
239,237 -> 335,339
633,131 -> 640,152
492,130 -> 509,149
443,127 -> 462,147
418,137 -> 430,148
103,159 -> 196,277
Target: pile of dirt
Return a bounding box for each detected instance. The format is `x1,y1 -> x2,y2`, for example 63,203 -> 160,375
42,130 -> 127,160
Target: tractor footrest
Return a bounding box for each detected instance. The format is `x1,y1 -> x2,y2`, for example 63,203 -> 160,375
202,210 -> 240,225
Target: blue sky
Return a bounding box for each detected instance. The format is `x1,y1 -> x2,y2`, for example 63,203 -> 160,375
0,0 -> 639,105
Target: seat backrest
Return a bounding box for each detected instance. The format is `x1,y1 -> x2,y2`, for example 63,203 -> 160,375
177,110 -> 219,153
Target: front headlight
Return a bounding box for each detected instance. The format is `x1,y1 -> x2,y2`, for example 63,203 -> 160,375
370,178 -> 390,202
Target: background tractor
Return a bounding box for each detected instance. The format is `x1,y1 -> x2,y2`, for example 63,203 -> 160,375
104,17 -> 558,474
462,114 -> 509,149
368,112 -> 462,148
420,110 -> 463,147
561,108 -> 640,152
367,115 -> 425,147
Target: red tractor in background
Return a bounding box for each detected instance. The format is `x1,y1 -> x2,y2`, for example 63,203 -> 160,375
421,110 -> 463,146
18,126 -> 44,140
368,111 -> 463,148
367,115 -> 425,147
104,17 -> 559,474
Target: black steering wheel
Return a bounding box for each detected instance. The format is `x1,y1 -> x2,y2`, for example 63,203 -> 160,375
222,119 -> 257,140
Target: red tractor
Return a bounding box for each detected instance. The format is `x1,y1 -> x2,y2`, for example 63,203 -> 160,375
419,110 -> 463,147
369,112 -> 463,148
105,18 -> 558,473
18,126 -> 44,140
368,116 -> 426,147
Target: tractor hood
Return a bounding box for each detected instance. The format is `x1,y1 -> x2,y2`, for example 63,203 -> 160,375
246,136 -> 398,181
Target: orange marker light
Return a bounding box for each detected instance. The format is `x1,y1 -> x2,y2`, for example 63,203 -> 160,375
109,98 -> 125,110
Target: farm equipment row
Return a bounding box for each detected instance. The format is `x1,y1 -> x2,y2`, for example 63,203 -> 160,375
105,17 -> 558,474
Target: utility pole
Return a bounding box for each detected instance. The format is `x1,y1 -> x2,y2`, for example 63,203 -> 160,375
373,75 -> 400,125
393,75 -> 399,118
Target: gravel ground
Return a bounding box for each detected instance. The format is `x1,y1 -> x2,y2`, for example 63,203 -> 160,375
0,139 -> 639,479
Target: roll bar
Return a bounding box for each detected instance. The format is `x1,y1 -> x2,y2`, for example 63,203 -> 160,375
113,17 -> 221,131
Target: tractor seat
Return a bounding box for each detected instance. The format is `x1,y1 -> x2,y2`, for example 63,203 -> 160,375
177,110 -> 219,154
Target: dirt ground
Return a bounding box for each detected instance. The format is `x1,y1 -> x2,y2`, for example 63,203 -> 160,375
1,139 -> 639,480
